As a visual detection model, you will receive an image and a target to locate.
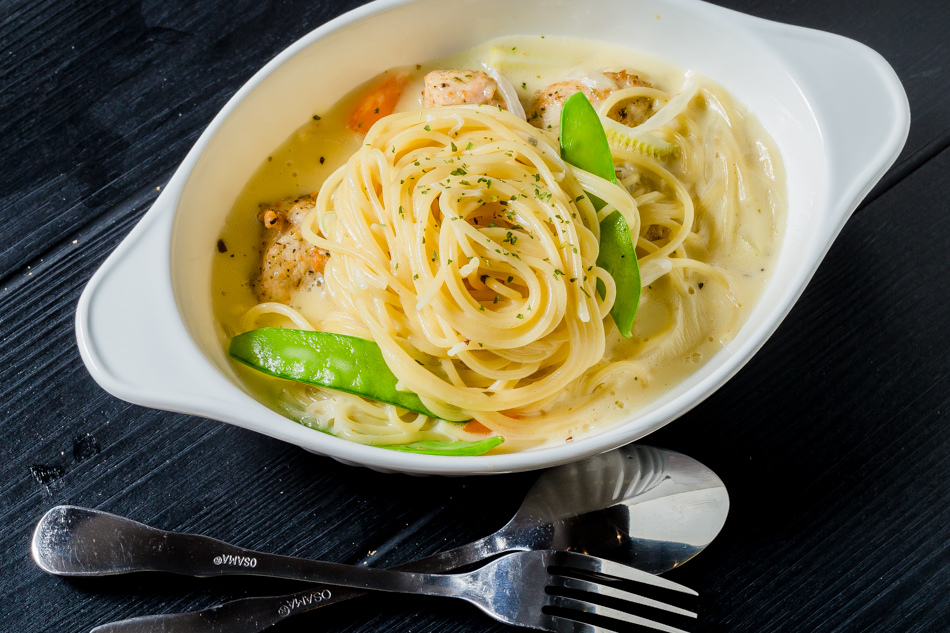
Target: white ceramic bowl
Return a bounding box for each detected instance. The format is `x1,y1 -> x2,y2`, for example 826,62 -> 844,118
75,0 -> 909,475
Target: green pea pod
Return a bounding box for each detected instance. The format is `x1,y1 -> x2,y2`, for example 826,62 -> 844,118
560,92 -> 641,337
229,327 -> 441,418
383,436 -> 504,456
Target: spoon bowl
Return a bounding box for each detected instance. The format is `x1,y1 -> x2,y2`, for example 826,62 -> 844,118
464,444 -> 728,574
521,444 -> 728,573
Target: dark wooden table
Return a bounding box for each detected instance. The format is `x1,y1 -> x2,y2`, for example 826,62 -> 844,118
3,1 -> 948,631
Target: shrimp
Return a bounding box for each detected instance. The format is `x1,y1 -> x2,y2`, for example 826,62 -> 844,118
254,195 -> 329,304
528,70 -> 653,130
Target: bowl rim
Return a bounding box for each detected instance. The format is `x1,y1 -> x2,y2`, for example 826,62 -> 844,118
75,0 -> 910,474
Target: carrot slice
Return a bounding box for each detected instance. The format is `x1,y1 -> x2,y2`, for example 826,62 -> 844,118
346,74 -> 409,133
463,420 -> 494,435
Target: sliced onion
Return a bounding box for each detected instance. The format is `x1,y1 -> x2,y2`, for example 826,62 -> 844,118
624,73 -> 699,135
482,65 -> 527,120
564,68 -> 619,92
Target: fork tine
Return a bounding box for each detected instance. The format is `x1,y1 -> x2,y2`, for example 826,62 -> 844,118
550,551 -> 698,596
551,576 -> 697,618
546,596 -> 694,633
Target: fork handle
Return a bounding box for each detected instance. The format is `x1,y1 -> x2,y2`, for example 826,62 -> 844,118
36,505 -> 512,578
38,506 -> 482,589
33,505 -> 341,581
35,507 -> 509,633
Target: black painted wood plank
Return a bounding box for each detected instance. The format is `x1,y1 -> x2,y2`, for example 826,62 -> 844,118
0,0 -> 370,279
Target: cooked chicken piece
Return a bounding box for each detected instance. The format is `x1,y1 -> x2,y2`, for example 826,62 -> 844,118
529,70 -> 654,130
422,70 -> 507,109
602,71 -> 656,126
254,194 -> 329,304
529,80 -> 589,130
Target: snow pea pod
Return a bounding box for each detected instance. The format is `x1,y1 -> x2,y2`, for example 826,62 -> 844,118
229,328 -> 440,418
560,92 -> 641,337
384,437 -> 504,456
230,329 -> 501,455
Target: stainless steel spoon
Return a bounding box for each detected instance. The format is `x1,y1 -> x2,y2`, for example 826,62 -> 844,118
33,444 -> 727,633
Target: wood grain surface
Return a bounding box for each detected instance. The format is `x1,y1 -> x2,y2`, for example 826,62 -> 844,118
2,1 -> 948,632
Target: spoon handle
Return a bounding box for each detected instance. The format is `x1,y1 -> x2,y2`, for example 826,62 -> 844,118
86,547 -> 502,633
89,593 -> 326,633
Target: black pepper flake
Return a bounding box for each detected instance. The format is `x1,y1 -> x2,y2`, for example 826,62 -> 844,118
217,239 -> 228,253
312,114 -> 321,120
319,157 -> 325,164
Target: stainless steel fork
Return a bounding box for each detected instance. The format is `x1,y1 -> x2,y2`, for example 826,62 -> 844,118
34,506 -> 698,632
88,549 -> 696,633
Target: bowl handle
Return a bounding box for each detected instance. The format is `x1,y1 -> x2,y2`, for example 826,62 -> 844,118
75,191 -> 236,419
748,18 -> 910,231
